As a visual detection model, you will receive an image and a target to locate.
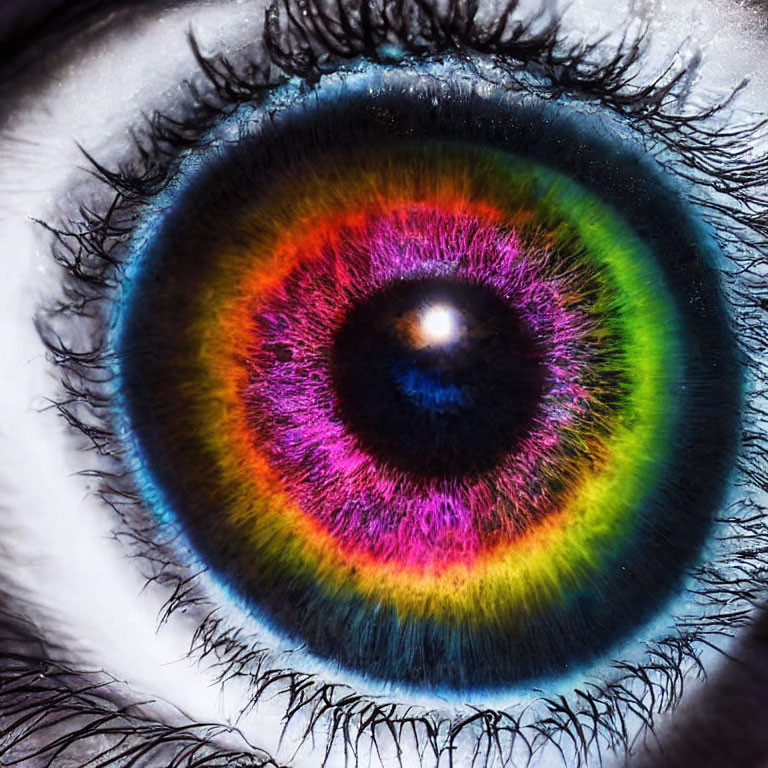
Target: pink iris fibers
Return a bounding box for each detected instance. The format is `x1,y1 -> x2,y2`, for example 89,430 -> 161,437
244,207 -> 593,572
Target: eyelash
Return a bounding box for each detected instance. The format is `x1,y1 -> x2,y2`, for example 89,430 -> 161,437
0,619 -> 279,768
8,0 -> 767,766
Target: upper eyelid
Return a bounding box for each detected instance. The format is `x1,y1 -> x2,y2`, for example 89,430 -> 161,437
0,1 -> 235,80
0,2 -> 268,137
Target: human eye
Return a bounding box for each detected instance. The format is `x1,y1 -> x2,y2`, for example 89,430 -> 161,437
0,0 -> 766,766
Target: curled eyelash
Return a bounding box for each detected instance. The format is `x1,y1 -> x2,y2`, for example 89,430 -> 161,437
25,0 -> 768,766
0,587 -> 282,768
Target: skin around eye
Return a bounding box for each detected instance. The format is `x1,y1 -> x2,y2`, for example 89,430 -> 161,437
0,1 -> 767,768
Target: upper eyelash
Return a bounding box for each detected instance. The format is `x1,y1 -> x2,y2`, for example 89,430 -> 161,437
23,0 -> 768,766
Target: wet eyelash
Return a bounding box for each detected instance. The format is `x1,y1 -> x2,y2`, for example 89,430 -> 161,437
22,0 -> 768,766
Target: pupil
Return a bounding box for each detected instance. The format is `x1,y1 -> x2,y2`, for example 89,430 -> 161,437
331,277 -> 546,478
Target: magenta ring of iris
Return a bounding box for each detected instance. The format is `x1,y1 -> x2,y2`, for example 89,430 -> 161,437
244,207 -> 594,571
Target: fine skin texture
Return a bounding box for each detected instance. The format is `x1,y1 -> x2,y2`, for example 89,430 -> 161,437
0,1 -> 767,767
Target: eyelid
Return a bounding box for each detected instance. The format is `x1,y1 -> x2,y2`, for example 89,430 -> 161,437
0,1 -> 138,76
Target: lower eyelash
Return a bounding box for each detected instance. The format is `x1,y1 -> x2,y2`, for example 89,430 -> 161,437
0,584 -> 279,768
28,3 -> 768,768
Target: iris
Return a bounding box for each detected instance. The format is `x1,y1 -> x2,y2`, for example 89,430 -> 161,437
113,73 -> 741,691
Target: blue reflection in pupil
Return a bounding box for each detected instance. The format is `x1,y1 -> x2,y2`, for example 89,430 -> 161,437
392,363 -> 468,412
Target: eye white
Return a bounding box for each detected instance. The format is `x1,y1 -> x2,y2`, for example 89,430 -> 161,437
0,1 -> 765,767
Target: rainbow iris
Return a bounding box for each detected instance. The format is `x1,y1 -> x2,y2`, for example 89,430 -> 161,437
114,89 -> 740,690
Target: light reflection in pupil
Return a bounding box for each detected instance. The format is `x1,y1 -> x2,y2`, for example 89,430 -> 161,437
414,303 -> 462,347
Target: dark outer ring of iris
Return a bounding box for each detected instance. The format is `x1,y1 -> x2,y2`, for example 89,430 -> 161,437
117,87 -> 742,690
